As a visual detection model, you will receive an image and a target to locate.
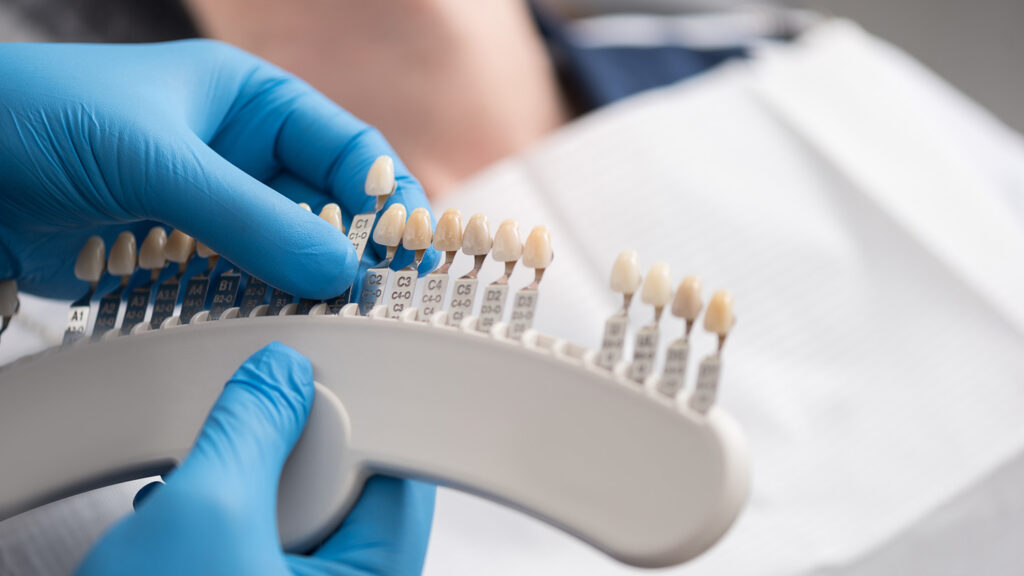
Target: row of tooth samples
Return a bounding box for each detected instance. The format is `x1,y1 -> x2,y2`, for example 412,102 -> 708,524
597,251 -> 735,414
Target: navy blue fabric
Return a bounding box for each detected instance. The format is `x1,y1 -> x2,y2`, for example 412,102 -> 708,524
533,6 -> 748,113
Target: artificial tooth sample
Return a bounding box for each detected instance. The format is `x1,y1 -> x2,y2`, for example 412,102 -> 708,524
0,279 -> 16,342
477,219 -> 523,332
358,203 -> 406,315
387,207 -> 431,318
690,290 -> 735,414
93,231 -> 137,339
120,227 -> 167,334
179,241 -> 218,324
657,276 -> 703,397
349,155 -> 396,263
151,230 -> 194,328
315,203 -> 352,314
507,225 -> 553,340
419,209 -> 462,321
63,236 -> 105,345
598,250 -> 642,369
629,263 -> 672,383
447,213 -> 491,327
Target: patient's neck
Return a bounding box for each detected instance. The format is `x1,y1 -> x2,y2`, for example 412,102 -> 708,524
185,0 -> 569,198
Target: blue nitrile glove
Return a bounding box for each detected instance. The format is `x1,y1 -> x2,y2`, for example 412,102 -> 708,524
75,342 -> 436,576
0,40 -> 437,300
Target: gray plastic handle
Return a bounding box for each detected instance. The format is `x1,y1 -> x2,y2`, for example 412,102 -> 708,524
0,308 -> 749,568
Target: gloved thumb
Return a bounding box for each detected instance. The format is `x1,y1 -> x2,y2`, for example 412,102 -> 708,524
167,342 -> 315,525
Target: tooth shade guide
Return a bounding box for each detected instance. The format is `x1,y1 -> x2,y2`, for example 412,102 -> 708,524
446,276 -> 479,327
347,213 -> 376,263
387,269 -> 418,319
149,279 -> 181,329
358,268 -> 390,316
506,288 -> 538,340
267,287 -> 295,317
656,339 -> 690,397
237,276 -> 270,318
417,272 -> 449,321
178,271 -> 213,326
597,314 -> 629,369
688,355 -> 722,414
476,283 -> 510,332
208,270 -> 242,320
628,324 -> 660,384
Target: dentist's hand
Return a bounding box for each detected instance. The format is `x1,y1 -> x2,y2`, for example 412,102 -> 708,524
0,40 -> 436,300
75,342 -> 435,576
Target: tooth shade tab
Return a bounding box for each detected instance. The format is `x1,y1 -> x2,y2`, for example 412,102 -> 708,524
365,155 -> 396,197
704,290 -> 735,336
165,230 -> 195,264
403,208 -> 433,251
107,231 -> 137,277
196,242 -> 217,259
462,214 -> 492,256
672,276 -> 703,321
609,250 -> 642,295
641,262 -> 672,307
319,203 -> 344,232
298,202 -> 312,212
492,219 -> 523,262
522,226 -> 553,269
74,236 -> 106,283
373,204 -> 407,247
433,209 -> 463,252
139,227 -> 168,270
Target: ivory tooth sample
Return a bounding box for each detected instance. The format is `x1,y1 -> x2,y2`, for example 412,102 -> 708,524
269,203 -> 313,316
629,262 -> 672,384
93,231 -> 137,339
120,227 -> 167,334
150,230 -> 194,328
315,203 -> 352,314
507,225 -> 553,340
689,290 -> 735,414
447,213 -> 491,327
178,241 -> 218,324
418,209 -> 462,321
63,236 -> 105,345
476,219 -> 523,332
358,203 -> 406,315
348,155 -> 396,263
597,250 -> 642,369
657,276 -> 703,397
387,207 -> 431,318
0,279 -> 16,343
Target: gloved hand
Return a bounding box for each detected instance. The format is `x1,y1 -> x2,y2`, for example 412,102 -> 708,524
75,342 -> 436,576
0,40 -> 437,300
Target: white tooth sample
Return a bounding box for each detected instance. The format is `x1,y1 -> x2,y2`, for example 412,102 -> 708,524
107,231 -> 137,277
298,202 -> 312,212
433,209 -> 463,252
462,214 -> 492,256
491,219 -> 523,262
671,276 -> 703,320
365,156 -> 396,197
704,290 -> 735,336
522,226 -> 553,269
641,262 -> 672,308
165,230 -> 195,264
139,227 -> 168,270
196,242 -> 217,259
319,203 -> 344,232
373,204 -> 407,247
609,250 -> 642,295
74,236 -> 106,283
402,208 -> 432,251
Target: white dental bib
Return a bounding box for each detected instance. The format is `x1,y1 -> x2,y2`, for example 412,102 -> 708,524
424,19 -> 1024,576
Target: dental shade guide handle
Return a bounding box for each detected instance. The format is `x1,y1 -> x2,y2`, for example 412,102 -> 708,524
0,315 -> 749,568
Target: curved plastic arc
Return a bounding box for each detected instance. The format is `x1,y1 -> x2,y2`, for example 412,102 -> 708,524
0,312 -> 749,568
